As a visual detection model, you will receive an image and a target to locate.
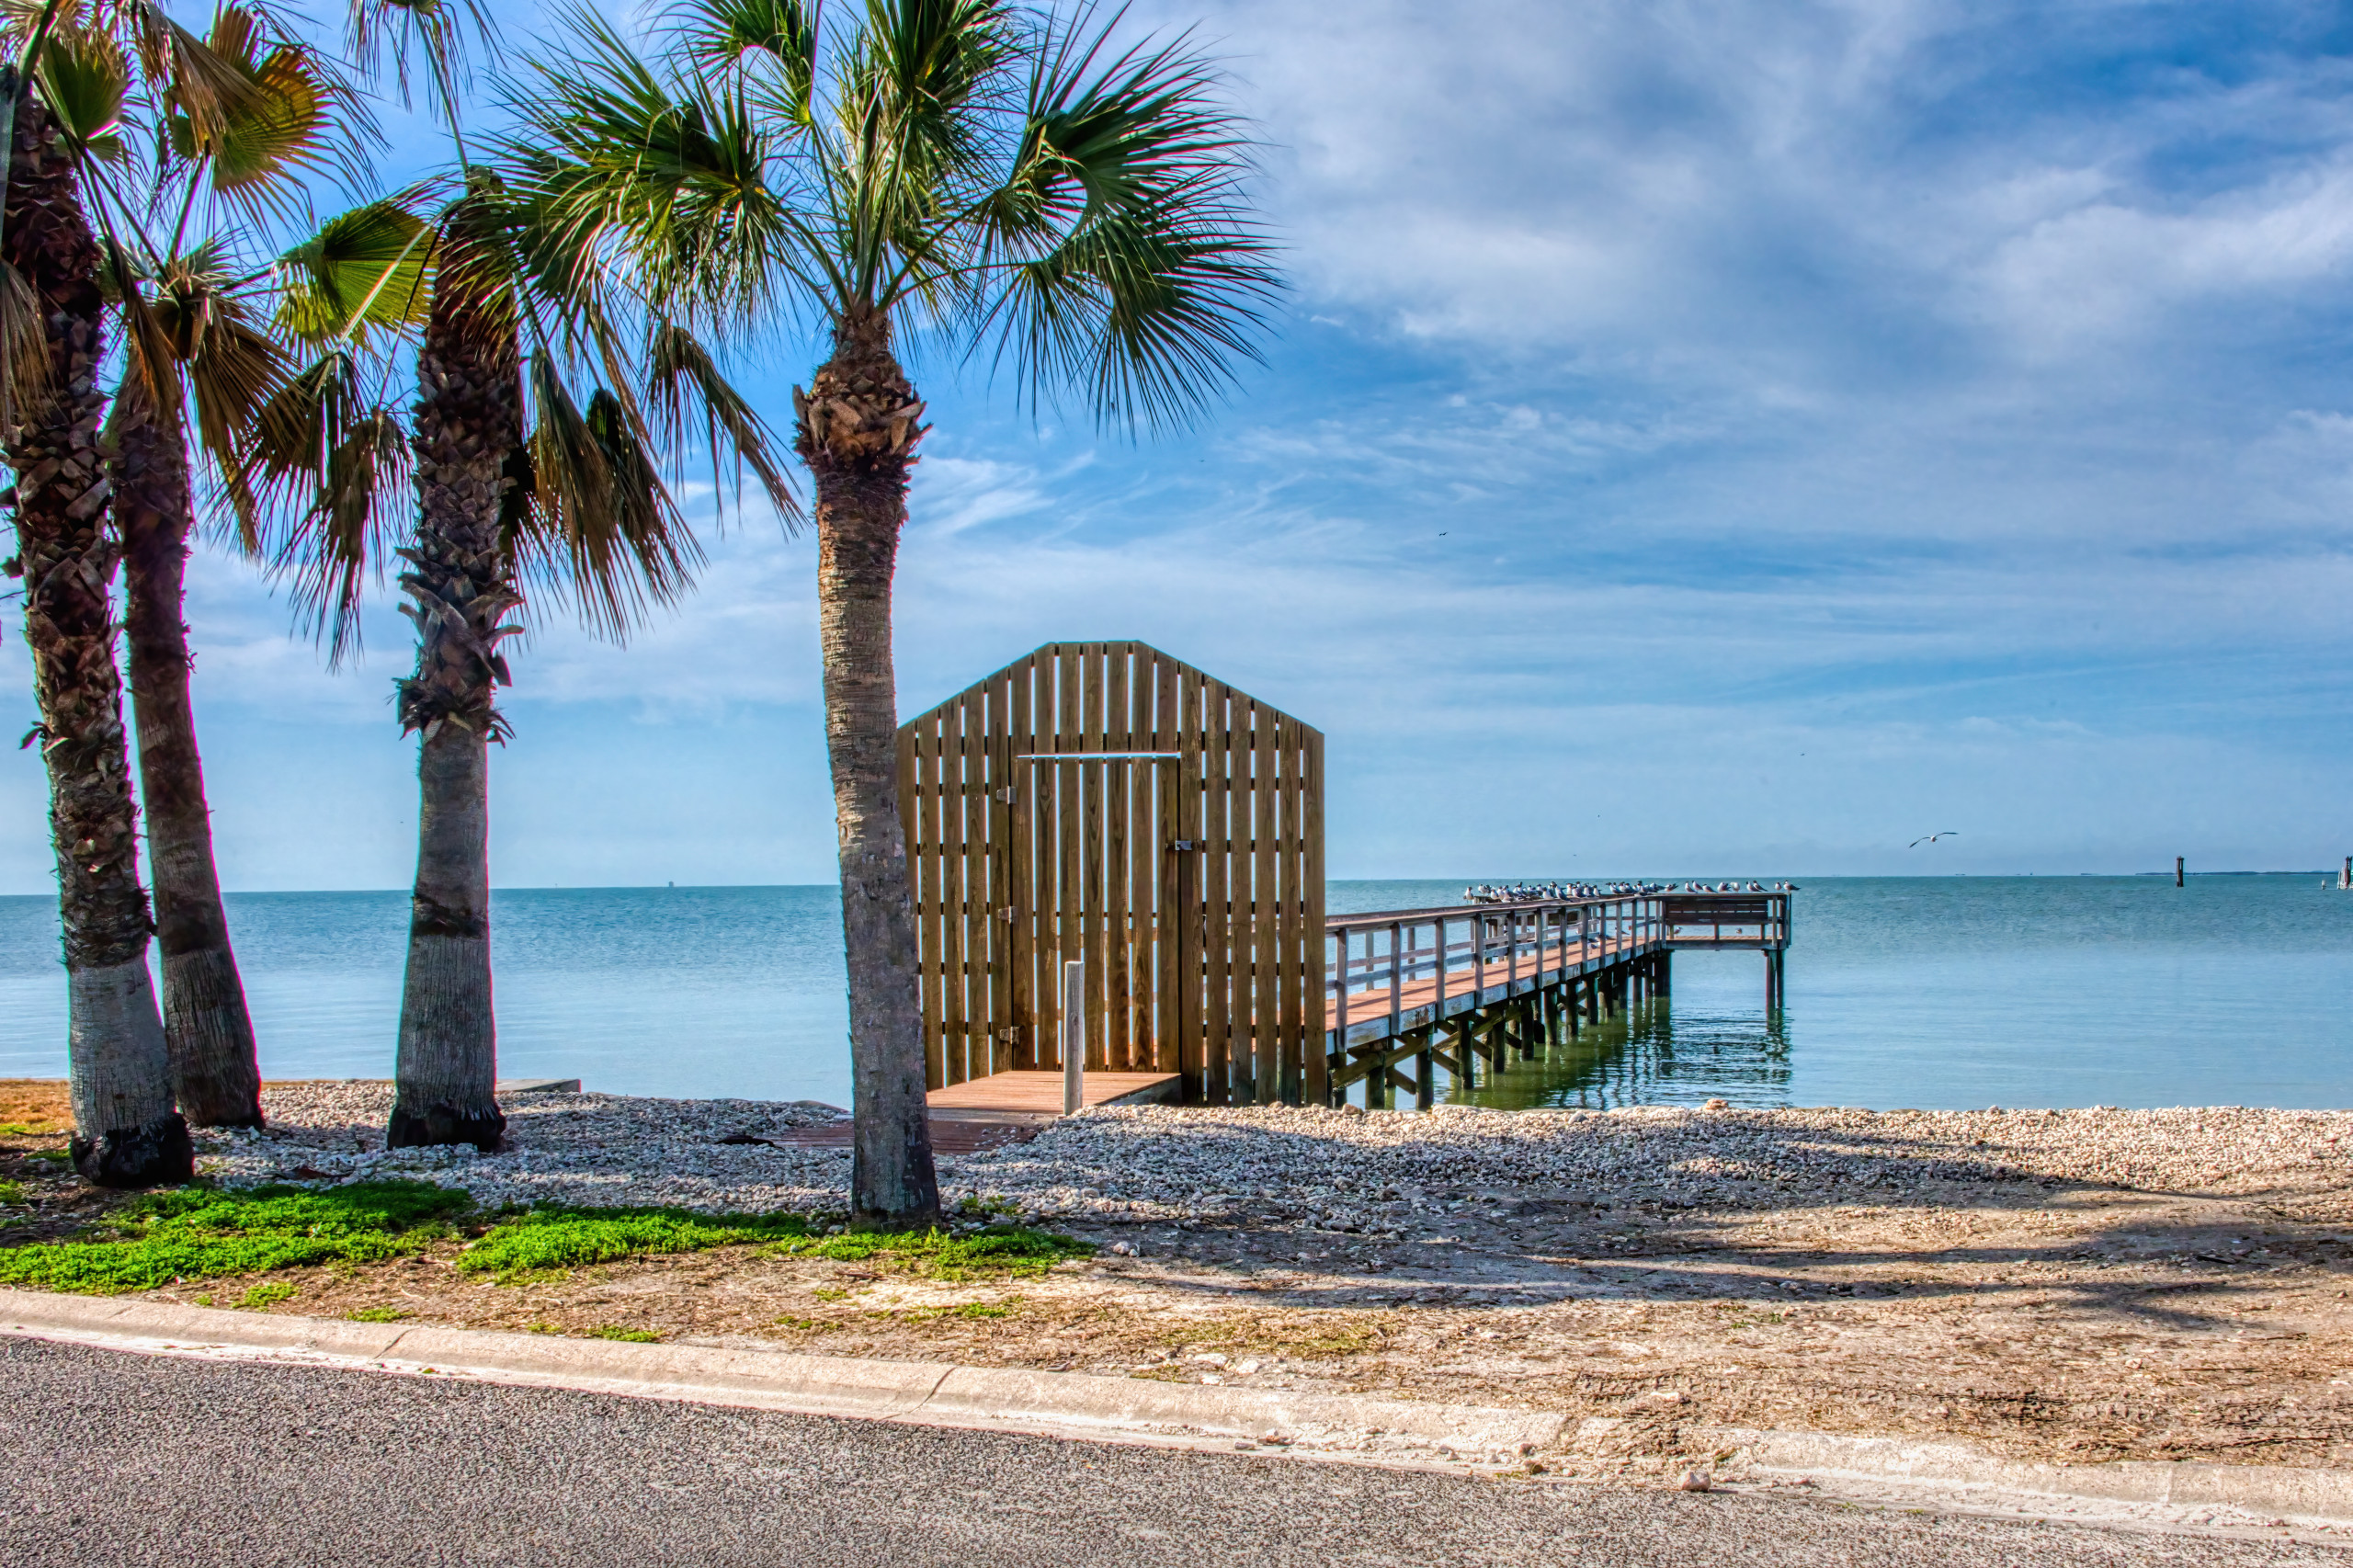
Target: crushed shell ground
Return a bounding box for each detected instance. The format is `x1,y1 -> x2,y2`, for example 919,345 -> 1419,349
6,1082 -> 2353,1494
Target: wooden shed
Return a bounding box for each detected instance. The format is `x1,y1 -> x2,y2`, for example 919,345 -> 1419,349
896,642 -> 1325,1106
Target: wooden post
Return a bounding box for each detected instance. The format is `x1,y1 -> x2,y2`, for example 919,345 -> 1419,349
1061,958 -> 1085,1114
2176,856 -> 2185,888
1415,1043 -> 1436,1109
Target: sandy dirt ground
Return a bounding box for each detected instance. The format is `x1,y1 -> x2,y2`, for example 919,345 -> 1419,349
5,1080 -> 2350,1479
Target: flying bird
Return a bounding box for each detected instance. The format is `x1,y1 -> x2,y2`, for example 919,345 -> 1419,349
1909,831 -> 1961,847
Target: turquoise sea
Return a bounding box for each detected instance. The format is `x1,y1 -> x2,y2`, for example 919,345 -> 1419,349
1,875 -> 2347,1111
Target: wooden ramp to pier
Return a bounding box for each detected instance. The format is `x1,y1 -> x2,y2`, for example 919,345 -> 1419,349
926,1070 -> 1179,1116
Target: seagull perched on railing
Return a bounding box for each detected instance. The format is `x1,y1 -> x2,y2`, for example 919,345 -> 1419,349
1909,831 -> 1960,847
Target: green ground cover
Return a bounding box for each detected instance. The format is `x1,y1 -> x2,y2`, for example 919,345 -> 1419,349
455,1208 -> 814,1280
0,1183 -> 471,1293
772,1226 -> 1092,1280
0,1179 -> 1089,1297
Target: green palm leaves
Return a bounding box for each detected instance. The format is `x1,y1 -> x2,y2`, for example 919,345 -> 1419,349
257,172 -> 791,656
511,0 -> 1278,428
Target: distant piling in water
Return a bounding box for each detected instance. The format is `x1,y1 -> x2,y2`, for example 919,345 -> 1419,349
2177,857 -> 2185,888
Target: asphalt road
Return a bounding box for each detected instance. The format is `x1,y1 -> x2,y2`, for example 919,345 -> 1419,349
0,1336 -> 2341,1567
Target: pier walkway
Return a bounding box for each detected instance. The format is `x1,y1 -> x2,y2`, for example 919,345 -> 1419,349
1324,889 -> 1790,1107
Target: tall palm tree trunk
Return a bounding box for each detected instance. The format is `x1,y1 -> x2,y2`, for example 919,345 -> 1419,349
387,278 -> 519,1152
2,92 -> 189,1186
111,372 -> 263,1128
794,307 -> 938,1228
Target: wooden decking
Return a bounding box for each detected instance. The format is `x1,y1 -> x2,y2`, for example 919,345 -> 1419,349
925,1069 -> 1180,1116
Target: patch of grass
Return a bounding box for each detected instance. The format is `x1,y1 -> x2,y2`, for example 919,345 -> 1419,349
771,1314 -> 840,1331
0,1180 -> 472,1295
0,1122 -> 62,1138
771,1225 -> 1091,1280
238,1282 -> 298,1310
456,1206 -> 812,1282
0,1180 -> 28,1205
525,1321 -> 562,1335
810,1286 -> 850,1301
1171,1313 -> 1388,1361
954,1194 -> 1021,1220
586,1324 -> 661,1343
28,1149 -> 70,1163
189,1293 -> 213,1307
894,1301 -> 1017,1323
347,1306 -> 407,1324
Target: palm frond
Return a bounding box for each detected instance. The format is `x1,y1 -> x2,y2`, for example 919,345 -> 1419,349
646,320 -> 799,527
174,270 -> 289,547
512,347 -> 701,642
194,9 -> 373,225
32,17 -> 125,153
347,0 -> 500,134
244,347 -> 410,662
276,196 -> 436,347
835,0 -> 1019,295
674,0 -> 819,124
967,7 -> 1276,429
131,0 -> 264,155
495,10 -> 798,329
0,257 -> 51,434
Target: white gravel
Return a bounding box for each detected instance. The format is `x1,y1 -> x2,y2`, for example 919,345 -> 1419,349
196,1085 -> 855,1214
194,1085 -> 2353,1228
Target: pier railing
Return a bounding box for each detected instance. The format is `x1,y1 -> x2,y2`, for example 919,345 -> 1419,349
1324,889 -> 1792,1050
1324,892 -> 1660,1043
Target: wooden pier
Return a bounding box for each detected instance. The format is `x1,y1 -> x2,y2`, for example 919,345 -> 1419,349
1324,890 -> 1790,1108
902,639 -> 1793,1115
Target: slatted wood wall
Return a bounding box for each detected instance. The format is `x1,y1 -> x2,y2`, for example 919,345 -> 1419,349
896,642 -> 1325,1106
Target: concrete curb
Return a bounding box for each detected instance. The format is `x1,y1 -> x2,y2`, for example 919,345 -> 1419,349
0,1290 -> 1559,1463
9,1289 -> 2349,1527
1704,1426 -> 2353,1528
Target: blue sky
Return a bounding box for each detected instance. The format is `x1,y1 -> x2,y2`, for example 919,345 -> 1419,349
6,0 -> 2352,892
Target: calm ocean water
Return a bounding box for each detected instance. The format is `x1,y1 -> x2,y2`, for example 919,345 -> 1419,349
1,876 -> 2347,1110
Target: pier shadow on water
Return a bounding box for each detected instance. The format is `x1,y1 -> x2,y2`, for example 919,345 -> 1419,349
1441,995 -> 1792,1110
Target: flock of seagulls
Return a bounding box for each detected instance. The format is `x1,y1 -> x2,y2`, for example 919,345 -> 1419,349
1461,880 -> 1799,905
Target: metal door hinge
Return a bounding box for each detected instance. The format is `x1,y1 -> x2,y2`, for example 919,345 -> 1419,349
995,786 -> 1017,804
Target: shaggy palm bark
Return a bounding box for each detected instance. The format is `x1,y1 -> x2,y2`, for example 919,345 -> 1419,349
112,374 -> 264,1128
388,281 -> 520,1153
2,92 -> 189,1186
793,306 -> 938,1228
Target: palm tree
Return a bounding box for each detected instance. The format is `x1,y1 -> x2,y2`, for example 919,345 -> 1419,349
512,0 -> 1277,1224
257,181 -> 790,1152
85,7 -> 362,1129
226,0 -> 789,1153
0,0 -> 303,1182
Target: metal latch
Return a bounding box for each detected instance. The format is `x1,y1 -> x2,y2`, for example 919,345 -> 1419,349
1170,839 -> 1199,852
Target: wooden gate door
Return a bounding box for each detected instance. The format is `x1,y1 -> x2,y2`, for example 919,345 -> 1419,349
1012,754 -> 1189,1074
